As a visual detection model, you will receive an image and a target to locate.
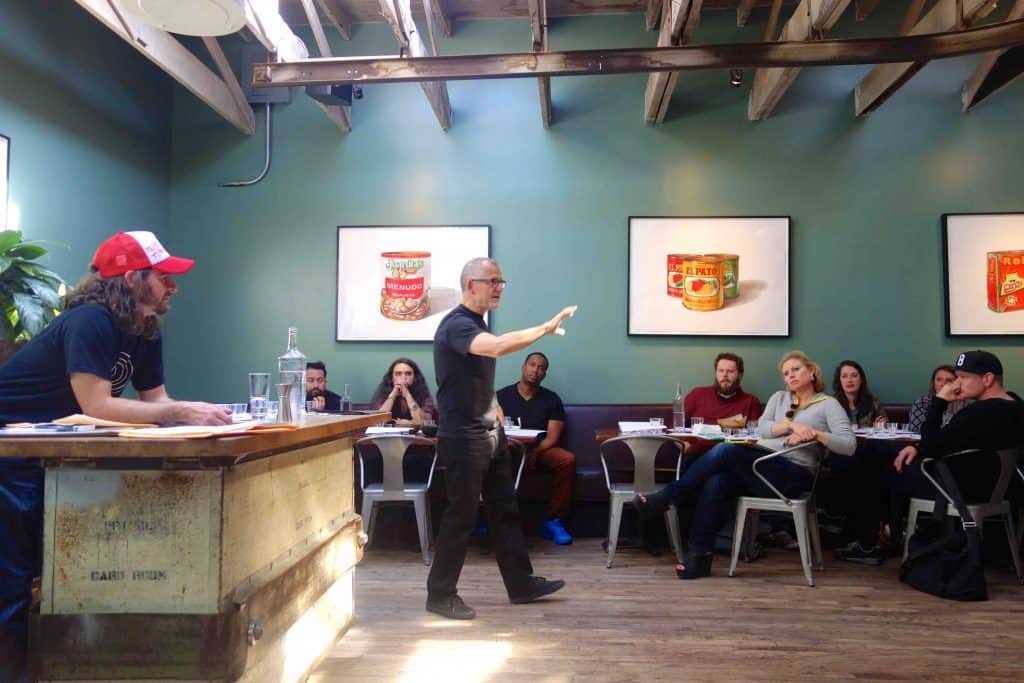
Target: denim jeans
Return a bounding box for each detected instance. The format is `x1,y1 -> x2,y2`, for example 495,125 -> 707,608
0,463 -> 43,681
660,443 -> 811,553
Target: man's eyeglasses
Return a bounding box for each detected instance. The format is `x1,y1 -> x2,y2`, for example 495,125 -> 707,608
784,402 -> 799,419
471,278 -> 508,290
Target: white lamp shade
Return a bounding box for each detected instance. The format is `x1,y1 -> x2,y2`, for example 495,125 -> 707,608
121,0 -> 247,36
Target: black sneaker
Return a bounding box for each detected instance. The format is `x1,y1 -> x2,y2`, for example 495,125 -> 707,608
426,594 -> 476,620
833,540 -> 884,566
509,576 -> 566,604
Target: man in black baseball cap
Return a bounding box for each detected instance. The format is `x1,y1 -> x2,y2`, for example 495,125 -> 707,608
837,350 -> 1022,566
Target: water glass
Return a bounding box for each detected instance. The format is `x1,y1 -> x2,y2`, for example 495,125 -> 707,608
305,400 -> 314,414
649,417 -> 664,428
267,400 -> 279,421
691,417 -> 704,428
249,397 -> 268,421
503,416 -> 515,430
746,421 -> 759,437
887,422 -> 898,434
249,372 -> 270,418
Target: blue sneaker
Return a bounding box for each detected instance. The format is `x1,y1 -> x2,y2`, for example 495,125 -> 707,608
543,517 -> 573,545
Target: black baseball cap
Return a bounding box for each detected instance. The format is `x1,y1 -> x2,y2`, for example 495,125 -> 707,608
955,350 -> 1003,376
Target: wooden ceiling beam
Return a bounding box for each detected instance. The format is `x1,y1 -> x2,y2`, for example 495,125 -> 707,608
430,0 -> 452,37
737,0 -> 758,26
646,0 -> 664,29
747,0 -> 854,120
528,0 -> 552,126
254,19 -> 1024,85
314,0 -> 354,40
963,0 -> 1024,111
300,0 -> 353,132
854,0 -> 881,20
74,0 -> 254,134
855,0 -> 992,116
379,0 -> 452,129
643,0 -> 702,124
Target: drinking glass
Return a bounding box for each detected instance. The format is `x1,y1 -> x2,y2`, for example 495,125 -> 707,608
746,421 -> 759,438
305,400 -> 314,414
267,401 -> 279,421
691,417 -> 704,428
249,373 -> 270,419
649,417 -> 664,428
503,416 -> 515,430
887,422 -> 898,435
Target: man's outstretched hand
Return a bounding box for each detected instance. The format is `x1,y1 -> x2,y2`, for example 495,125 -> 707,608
546,305 -> 578,337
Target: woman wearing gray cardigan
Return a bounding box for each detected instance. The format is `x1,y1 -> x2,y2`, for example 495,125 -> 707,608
636,350 -> 855,579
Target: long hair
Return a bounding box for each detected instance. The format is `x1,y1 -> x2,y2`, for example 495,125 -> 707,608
778,350 -> 826,393
928,364 -> 957,397
831,360 -> 878,415
63,268 -> 160,339
371,357 -> 432,406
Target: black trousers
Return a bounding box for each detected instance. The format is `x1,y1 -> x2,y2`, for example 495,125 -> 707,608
427,429 -> 533,598
846,441 -> 1001,547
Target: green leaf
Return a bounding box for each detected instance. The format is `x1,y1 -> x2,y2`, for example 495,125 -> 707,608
0,307 -> 17,343
11,292 -> 47,336
22,278 -> 63,309
9,244 -> 47,260
0,231 -> 22,254
12,262 -> 64,285
0,256 -> 12,275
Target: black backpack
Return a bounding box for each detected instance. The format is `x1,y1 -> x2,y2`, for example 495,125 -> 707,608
899,458 -> 988,601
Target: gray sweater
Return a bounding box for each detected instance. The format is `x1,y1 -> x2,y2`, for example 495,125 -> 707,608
757,390 -> 856,471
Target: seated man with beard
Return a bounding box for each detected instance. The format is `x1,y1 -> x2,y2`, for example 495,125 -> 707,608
305,360 -> 342,411
684,352 -> 764,457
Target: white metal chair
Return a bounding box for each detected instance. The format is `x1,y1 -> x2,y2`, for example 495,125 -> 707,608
357,435 -> 437,565
600,435 -> 685,568
728,444 -> 824,587
904,447 -> 1023,581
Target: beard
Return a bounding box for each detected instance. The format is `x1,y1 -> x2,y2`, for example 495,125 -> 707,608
716,380 -> 740,397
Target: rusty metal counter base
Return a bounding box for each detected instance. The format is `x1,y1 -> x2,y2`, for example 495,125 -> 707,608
7,415 -> 385,682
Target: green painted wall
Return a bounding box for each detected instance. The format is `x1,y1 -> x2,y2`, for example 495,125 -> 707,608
163,9 -> 1023,406
0,1 -> 172,284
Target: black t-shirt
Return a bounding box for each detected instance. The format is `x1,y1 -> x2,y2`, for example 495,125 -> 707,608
0,304 -> 164,468
496,384 -> 565,431
434,305 -> 496,438
918,392 -> 1024,459
0,304 -> 164,425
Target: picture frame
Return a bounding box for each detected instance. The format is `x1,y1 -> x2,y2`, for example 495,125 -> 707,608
943,213 -> 1024,336
628,216 -> 790,336
0,134 -> 9,232
336,225 -> 490,341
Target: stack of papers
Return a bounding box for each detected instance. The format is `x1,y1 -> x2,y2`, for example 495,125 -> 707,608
118,422 -> 299,439
365,426 -> 415,435
618,421 -> 665,435
505,428 -> 544,440
691,423 -> 724,438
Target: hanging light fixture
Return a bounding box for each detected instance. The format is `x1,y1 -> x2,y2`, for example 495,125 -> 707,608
120,0 -> 247,36
729,69 -> 743,87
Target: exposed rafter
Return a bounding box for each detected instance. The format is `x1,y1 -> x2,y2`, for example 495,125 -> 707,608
315,0 -> 354,40
74,0 -> 254,134
962,0 -> 1024,111
643,0 -> 703,124
748,0 -> 854,121
300,0 -> 353,131
737,0 -> 757,26
379,0 -> 453,129
855,0 -> 994,116
855,0 -> 881,20
528,0 -> 553,126
646,0 -> 664,29
430,0 -> 453,37
254,19 -> 1024,86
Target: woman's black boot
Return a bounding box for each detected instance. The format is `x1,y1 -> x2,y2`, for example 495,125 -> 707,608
676,552 -> 713,580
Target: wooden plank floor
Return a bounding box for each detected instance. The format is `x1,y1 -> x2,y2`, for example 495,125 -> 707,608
311,539 -> 1024,682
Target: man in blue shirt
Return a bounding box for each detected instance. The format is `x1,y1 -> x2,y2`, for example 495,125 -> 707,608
427,257 -> 576,620
0,231 -> 230,675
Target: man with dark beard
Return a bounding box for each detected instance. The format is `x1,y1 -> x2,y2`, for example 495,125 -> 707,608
683,353 -> 763,456
305,360 -> 341,411
0,231 -> 230,677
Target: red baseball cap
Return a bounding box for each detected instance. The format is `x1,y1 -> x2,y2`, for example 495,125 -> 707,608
92,231 -> 195,278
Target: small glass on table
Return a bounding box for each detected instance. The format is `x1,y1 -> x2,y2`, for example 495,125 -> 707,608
249,372 -> 271,421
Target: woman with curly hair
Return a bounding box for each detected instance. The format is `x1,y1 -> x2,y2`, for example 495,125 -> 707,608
370,357 -> 438,427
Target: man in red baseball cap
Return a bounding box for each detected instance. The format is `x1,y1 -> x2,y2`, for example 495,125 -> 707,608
0,231 -> 229,674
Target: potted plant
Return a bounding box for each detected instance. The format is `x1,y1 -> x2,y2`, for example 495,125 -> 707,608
0,230 -> 66,365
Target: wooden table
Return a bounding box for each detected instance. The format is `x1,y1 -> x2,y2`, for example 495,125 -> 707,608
0,412 -> 387,682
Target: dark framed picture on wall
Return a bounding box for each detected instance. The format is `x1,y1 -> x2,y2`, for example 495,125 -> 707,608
0,133 -> 9,231
628,216 -> 791,336
943,213 -> 1024,336
336,225 -> 490,341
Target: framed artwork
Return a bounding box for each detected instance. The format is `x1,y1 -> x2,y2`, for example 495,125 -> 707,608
628,216 -> 790,336
0,134 -> 8,231
943,213 -> 1024,336
336,225 -> 490,341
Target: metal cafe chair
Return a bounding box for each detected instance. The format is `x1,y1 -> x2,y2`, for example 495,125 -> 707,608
599,434 -> 686,568
728,444 -> 825,587
904,447 -> 1023,581
356,435 -> 437,565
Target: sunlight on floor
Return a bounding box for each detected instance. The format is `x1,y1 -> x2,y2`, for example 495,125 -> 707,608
397,639 -> 511,682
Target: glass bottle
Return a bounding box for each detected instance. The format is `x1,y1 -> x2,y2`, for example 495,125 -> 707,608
672,382 -> 685,430
277,327 -> 306,422
340,383 -> 353,412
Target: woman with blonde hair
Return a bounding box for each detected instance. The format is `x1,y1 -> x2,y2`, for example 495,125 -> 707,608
636,350 -> 855,579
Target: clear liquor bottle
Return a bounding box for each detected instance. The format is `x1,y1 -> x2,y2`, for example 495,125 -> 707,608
277,327 -> 306,422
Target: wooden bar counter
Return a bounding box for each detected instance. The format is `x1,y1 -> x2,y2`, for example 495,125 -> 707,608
0,413 -> 387,682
